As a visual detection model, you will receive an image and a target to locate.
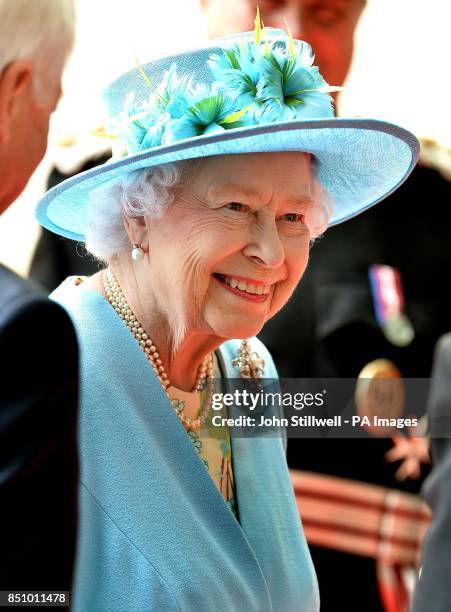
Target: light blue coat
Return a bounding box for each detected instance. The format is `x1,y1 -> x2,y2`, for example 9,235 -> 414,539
53,280 -> 319,612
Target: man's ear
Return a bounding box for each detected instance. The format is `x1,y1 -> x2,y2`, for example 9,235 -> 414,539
123,215 -> 147,248
0,60 -> 33,143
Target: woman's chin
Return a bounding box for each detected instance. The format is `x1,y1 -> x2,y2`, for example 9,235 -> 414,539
212,319 -> 265,341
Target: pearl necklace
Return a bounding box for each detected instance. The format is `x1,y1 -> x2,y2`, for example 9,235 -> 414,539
103,267 -> 214,430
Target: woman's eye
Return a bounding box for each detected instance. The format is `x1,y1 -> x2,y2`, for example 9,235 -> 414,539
224,202 -> 249,213
280,213 -> 306,223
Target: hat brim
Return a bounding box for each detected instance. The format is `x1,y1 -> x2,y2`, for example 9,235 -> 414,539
36,118 -> 419,242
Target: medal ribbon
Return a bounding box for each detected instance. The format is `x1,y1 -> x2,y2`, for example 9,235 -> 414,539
369,264 -> 405,327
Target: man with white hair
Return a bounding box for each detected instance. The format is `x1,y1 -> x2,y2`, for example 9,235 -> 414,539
0,0 -> 79,592
0,0 -> 75,208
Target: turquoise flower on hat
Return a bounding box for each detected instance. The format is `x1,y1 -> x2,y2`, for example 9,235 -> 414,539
109,8 -> 341,155
153,65 -> 193,119
254,39 -> 338,122
110,66 -> 193,154
208,43 -> 261,108
207,12 -> 340,125
109,93 -> 167,155
162,88 -> 253,144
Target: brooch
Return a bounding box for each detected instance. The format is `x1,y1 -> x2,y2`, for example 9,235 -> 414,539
232,340 -> 265,379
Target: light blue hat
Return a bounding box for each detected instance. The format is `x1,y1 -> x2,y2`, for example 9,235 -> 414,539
36,26 -> 419,242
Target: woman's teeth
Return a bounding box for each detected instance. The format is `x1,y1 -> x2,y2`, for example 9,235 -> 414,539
217,275 -> 271,295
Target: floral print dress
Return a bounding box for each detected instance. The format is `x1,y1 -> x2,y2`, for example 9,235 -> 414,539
167,354 -> 239,522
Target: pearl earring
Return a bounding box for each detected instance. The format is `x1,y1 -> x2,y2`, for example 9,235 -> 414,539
131,244 -> 144,261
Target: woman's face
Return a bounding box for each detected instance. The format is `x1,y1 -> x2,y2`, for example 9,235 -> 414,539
145,151 -> 314,341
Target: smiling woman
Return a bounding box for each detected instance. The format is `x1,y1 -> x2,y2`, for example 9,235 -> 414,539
34,17 -> 418,612
85,152 -> 327,358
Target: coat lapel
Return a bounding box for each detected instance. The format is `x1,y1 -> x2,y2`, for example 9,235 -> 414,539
218,340 -> 320,610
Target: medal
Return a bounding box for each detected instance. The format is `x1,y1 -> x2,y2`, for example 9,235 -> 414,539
383,313 -> 415,347
369,265 -> 415,347
355,359 -> 405,437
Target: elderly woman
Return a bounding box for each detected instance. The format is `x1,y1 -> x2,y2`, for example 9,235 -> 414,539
36,21 -> 418,612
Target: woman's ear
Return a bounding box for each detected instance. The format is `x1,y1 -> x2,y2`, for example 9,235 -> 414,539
122,215 -> 147,248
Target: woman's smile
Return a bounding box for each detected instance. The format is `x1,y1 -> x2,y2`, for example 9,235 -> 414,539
213,273 -> 273,303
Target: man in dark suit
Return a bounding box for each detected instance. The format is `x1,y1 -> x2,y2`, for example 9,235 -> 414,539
0,0 -> 79,592
412,334 -> 451,612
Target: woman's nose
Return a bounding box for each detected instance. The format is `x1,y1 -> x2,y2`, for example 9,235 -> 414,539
242,221 -> 285,269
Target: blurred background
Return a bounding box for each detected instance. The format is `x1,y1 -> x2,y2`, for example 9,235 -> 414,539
1,0 -> 450,275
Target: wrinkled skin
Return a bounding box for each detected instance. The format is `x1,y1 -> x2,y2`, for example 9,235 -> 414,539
111,151 -> 313,389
